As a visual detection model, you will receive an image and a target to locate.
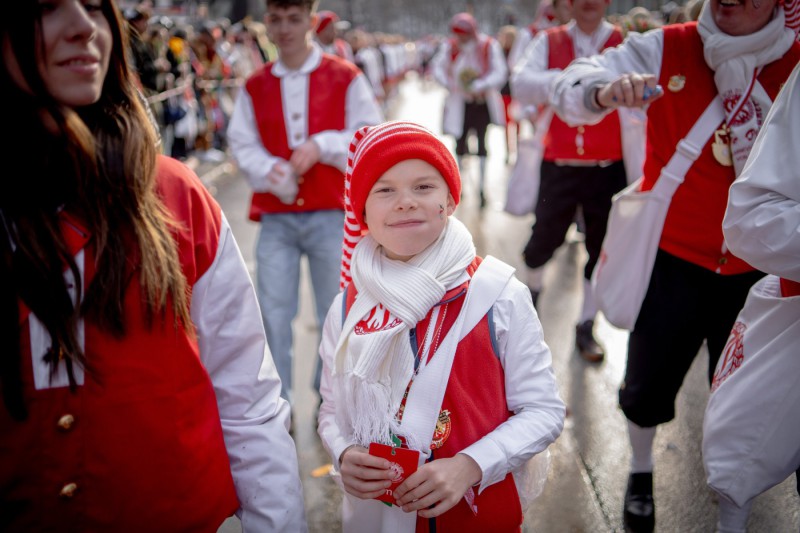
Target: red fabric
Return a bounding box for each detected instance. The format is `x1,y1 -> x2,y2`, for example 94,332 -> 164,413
781,278 -> 800,297
244,55 -> 359,220
315,10 -> 338,34
1,156 -> 238,532
543,26 -> 624,161
344,258 -> 523,532
643,23 -> 800,274
502,94 -> 514,124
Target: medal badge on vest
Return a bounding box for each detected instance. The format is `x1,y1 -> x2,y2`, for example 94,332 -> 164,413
667,74 -> 686,93
430,409 -> 452,450
712,124 -> 733,167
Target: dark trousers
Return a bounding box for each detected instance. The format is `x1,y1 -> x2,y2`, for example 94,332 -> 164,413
619,250 -> 763,427
455,101 -> 491,156
523,160 -> 627,280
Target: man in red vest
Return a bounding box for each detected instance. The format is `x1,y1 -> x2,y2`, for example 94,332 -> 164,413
227,0 -> 382,412
511,0 -> 627,363
315,9 -> 355,63
507,0 -> 573,71
552,0 -> 800,530
431,12 -> 508,209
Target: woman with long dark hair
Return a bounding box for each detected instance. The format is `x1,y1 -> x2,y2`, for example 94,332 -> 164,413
0,1 -> 306,530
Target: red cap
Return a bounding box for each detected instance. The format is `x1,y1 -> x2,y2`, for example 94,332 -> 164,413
450,12 -> 478,36
316,10 -> 339,34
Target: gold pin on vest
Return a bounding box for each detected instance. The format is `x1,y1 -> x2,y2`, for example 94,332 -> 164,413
668,75 -> 686,92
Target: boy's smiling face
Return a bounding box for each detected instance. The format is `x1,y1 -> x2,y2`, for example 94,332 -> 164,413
364,159 -> 456,262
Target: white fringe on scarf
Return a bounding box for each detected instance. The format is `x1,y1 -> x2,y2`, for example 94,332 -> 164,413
332,217 -> 476,450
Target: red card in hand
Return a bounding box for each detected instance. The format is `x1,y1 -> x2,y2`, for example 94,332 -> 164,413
368,443 -> 420,505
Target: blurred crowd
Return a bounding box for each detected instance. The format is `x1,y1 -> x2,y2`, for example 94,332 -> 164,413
124,3 -> 422,166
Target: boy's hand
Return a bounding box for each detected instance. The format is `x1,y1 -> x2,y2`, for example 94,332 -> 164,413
339,445 -> 394,500
289,139 -> 321,176
393,454 -> 482,518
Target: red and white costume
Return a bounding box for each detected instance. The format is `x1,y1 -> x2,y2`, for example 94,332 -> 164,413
0,156 -> 306,532
321,39 -> 355,63
431,34 -> 508,138
318,261 -> 565,532
512,20 -> 644,179
227,42 -> 383,218
553,22 -> 800,273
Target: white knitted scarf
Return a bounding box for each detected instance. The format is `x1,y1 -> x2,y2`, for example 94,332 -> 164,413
333,217 -> 476,450
698,5 -> 794,175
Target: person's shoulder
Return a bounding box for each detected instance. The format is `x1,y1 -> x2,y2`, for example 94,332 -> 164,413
320,53 -> 361,75
661,20 -> 697,40
244,62 -> 276,85
156,154 -> 203,190
155,155 -> 220,220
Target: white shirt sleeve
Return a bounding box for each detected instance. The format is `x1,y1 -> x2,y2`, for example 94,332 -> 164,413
317,292 -> 357,466
311,73 -> 385,172
510,32 -> 558,109
459,277 -> 566,493
226,88 -> 284,192
551,28 -> 664,126
430,41 -> 453,90
192,214 -> 308,532
723,65 -> 800,282
471,39 -> 508,93
508,28 -> 534,72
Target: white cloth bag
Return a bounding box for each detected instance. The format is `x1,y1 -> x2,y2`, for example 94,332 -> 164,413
504,109 -> 553,217
504,138 -> 543,217
702,275 -> 800,508
592,97 -> 724,330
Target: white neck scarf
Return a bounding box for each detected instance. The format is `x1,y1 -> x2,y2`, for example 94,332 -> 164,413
698,5 -> 794,175
333,218 -> 476,449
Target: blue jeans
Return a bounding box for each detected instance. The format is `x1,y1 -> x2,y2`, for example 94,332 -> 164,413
256,210 -> 344,404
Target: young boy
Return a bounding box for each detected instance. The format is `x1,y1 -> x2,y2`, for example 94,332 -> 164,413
227,0 -> 383,407
317,121 -> 565,531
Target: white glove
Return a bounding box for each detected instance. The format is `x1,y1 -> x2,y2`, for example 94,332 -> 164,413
267,161 -> 299,205
470,79 -> 488,94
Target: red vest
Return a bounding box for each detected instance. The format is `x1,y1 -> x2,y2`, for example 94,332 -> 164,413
244,55 -> 358,220
781,279 -> 800,297
1,156 -> 238,532
544,26 -> 624,161
345,258 -> 522,532
643,22 -> 800,274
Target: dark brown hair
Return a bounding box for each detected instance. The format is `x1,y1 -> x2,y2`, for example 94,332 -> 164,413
0,0 -> 190,420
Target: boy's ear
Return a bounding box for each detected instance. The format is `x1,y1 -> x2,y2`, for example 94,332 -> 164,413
447,193 -> 457,215
310,13 -> 319,30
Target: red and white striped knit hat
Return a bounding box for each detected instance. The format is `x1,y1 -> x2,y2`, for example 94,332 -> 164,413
784,0 -> 800,36
340,121 -> 461,289
450,12 -> 478,36
315,10 -> 339,35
